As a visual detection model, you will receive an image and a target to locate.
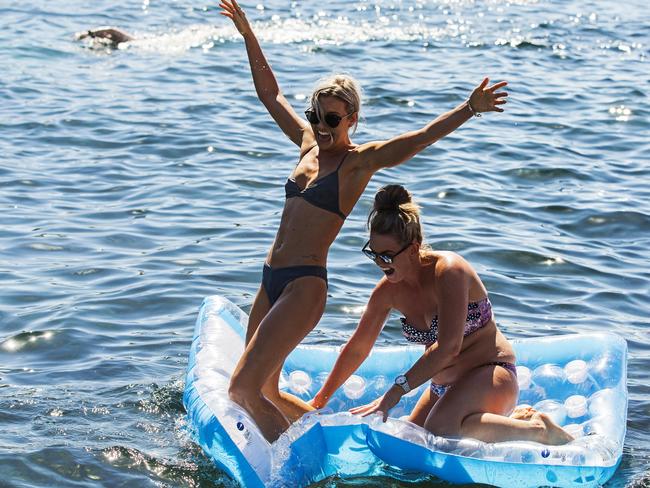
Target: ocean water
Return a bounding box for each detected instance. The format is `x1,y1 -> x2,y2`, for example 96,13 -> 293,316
1,0 -> 648,486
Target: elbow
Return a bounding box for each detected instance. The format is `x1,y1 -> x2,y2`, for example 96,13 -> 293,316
418,136 -> 440,150
415,127 -> 442,149
342,341 -> 371,363
255,88 -> 277,107
258,90 -> 281,106
258,92 -> 275,107
411,132 -> 431,153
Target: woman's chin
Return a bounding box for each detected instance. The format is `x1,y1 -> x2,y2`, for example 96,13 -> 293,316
383,270 -> 402,283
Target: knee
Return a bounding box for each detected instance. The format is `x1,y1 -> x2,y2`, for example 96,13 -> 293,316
424,416 -> 450,436
407,412 -> 426,428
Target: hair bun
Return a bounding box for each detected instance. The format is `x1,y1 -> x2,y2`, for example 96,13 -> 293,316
368,184 -> 423,246
374,184 -> 411,212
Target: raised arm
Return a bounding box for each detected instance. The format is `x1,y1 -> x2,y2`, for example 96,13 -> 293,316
310,285 -> 392,409
357,78 -> 508,172
219,0 -> 311,147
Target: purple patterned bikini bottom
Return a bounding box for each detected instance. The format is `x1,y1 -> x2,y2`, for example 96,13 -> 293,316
429,361 -> 517,398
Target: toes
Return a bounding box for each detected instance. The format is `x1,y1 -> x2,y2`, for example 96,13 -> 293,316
511,405 -> 537,420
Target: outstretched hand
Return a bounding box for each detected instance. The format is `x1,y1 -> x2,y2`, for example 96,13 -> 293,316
469,78 -> 509,113
219,0 -> 252,37
349,386 -> 403,422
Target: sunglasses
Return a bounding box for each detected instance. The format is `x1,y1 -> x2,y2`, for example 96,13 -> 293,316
304,109 -> 354,128
361,240 -> 411,265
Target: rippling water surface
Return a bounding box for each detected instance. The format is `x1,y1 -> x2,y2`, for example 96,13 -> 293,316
1,0 -> 648,486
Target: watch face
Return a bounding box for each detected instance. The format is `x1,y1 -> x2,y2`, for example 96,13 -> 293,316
396,375 -> 406,385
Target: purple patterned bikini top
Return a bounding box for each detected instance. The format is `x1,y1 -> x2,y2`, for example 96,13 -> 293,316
401,297 -> 493,345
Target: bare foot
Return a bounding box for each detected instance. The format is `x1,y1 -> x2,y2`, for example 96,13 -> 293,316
510,405 -> 536,420
531,412 -> 574,445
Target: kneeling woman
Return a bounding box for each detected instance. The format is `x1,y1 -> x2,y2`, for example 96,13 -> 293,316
311,185 -> 573,445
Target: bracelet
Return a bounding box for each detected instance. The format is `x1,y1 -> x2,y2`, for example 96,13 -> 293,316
467,99 -> 482,117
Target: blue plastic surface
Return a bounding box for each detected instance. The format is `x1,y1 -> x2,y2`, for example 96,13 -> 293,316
183,296 -> 627,487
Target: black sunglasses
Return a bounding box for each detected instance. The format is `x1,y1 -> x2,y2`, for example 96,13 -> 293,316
361,240 -> 411,265
305,109 -> 354,129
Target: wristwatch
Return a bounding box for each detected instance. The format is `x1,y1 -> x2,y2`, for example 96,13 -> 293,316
394,374 -> 411,394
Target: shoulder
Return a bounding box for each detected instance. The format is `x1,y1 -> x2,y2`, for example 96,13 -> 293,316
333,144 -> 375,190
368,276 -> 398,309
342,141 -> 384,174
355,139 -> 386,158
433,252 -> 472,287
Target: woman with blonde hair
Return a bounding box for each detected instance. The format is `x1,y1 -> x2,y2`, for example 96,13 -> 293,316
219,0 -> 509,442
311,185 -> 574,445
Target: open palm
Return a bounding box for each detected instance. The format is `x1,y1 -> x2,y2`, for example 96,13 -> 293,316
219,0 -> 252,36
469,78 -> 509,113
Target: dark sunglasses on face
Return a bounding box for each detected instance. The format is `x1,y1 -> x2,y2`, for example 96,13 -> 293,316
305,109 -> 354,129
361,240 -> 411,265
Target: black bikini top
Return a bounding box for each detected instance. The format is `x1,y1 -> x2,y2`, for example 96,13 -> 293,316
284,149 -> 349,220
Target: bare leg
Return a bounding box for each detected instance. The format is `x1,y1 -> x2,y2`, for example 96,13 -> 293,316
245,285 -> 271,346
424,364 -> 573,445
408,386 -> 438,427
459,411 -> 574,445
247,286 -> 315,422
229,277 -> 327,442
263,366 -> 315,422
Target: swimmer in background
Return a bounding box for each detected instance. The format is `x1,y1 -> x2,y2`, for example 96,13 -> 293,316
310,185 -> 574,445
75,27 -> 133,48
219,0 -> 509,442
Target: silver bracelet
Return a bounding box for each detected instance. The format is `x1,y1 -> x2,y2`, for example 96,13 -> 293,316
467,99 -> 482,117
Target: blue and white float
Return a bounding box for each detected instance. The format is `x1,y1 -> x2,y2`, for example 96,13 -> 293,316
183,295 -> 627,488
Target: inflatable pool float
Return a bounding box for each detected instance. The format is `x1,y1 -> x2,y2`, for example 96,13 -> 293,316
183,295 -> 627,488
